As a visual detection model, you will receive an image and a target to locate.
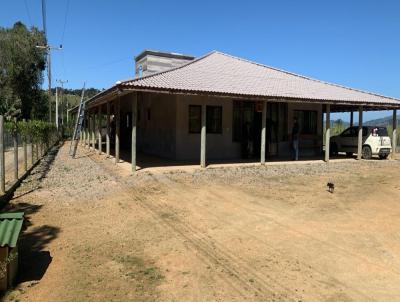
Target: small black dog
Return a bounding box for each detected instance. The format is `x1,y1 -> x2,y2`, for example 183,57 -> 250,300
327,182 -> 335,193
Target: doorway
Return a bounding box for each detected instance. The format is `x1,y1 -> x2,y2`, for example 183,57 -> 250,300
233,101 -> 288,159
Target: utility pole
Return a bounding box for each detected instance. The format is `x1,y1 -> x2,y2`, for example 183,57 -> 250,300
57,79 -> 68,125
55,87 -> 59,129
38,0 -> 62,123
36,45 -> 62,123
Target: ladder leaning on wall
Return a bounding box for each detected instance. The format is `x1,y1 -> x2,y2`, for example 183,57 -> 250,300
69,83 -> 86,158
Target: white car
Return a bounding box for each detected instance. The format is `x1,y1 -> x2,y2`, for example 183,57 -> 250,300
330,126 -> 392,159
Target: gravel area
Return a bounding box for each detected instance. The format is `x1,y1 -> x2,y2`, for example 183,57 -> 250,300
136,157 -> 400,187
16,143 -> 118,204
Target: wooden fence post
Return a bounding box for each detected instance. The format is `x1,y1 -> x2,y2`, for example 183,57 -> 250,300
13,118 -> 18,181
30,135 -> 34,168
0,115 -> 5,194
36,142 -> 39,162
23,119 -> 27,172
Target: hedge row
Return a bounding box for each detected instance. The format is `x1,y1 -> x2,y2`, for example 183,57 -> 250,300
4,120 -> 57,145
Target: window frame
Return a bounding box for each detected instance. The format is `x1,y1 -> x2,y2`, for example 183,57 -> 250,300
188,105 -> 202,134
206,105 -> 223,134
294,110 -> 318,135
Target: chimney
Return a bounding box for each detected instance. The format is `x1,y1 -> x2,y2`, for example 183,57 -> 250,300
135,50 -> 195,78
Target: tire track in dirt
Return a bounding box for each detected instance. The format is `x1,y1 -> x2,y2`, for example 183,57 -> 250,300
200,179 -> 400,276
152,174 -> 377,302
87,155 -> 298,301
143,177 -> 306,299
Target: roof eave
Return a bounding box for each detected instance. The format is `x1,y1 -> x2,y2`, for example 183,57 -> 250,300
121,85 -> 400,110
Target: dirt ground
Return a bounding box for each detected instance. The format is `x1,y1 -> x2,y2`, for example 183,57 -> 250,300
2,142 -> 400,301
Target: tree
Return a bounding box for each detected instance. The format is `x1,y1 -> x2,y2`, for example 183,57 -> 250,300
0,22 -> 47,119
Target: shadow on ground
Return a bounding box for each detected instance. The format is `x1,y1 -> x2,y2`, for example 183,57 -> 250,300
30,144 -> 61,183
3,202 -> 60,283
1,144 -> 63,284
18,224 -> 60,282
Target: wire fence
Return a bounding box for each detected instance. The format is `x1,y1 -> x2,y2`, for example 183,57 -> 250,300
0,116 -> 59,197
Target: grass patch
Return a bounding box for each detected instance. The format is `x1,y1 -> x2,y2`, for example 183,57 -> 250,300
114,255 -> 164,283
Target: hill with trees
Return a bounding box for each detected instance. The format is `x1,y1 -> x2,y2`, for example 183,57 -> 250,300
364,115 -> 400,127
0,22 -> 47,119
0,21 -> 102,122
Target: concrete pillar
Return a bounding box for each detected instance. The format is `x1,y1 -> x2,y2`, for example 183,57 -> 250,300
131,93 -> 137,173
350,111 -> 354,127
86,115 -> 89,149
260,101 -> 267,165
200,104 -> 206,168
106,102 -> 110,157
357,106 -> 363,160
325,104 -> 330,163
88,114 -> 92,150
86,117 -> 90,148
98,106 -> 102,155
82,117 -> 85,147
115,98 -> 120,164
82,123 -> 85,146
0,115 -> 5,194
91,113 -> 96,151
392,109 -> 397,159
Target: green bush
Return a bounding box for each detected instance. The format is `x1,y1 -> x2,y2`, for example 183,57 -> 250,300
4,119 -> 57,145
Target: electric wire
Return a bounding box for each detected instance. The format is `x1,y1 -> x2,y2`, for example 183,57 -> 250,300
41,0 -> 47,36
23,0 -> 33,27
61,0 -> 70,45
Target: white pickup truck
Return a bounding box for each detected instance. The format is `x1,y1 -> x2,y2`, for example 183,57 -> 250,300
330,126 -> 392,159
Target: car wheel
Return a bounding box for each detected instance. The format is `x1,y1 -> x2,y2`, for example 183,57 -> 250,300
346,152 -> 353,157
362,145 -> 372,160
379,154 -> 388,160
330,143 -> 338,156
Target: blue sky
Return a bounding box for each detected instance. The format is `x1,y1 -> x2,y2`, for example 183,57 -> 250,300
1,0 -> 399,121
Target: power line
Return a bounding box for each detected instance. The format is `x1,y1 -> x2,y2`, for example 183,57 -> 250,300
61,0 -> 71,46
41,0 -> 47,36
39,0 -> 62,123
83,57 -> 131,71
23,0 -> 33,27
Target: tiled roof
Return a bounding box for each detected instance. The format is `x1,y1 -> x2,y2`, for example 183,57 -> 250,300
120,51 -> 400,107
0,212 -> 24,248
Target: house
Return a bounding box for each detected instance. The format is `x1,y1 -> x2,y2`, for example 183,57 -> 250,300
71,50 -> 400,171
